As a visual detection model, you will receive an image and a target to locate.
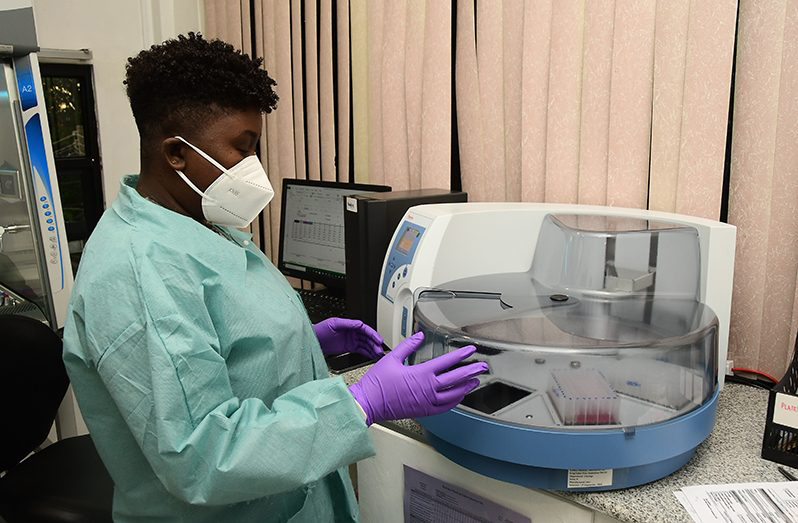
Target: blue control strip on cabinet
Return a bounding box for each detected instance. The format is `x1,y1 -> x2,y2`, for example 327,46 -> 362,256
16,65 -> 37,110
16,59 -> 65,290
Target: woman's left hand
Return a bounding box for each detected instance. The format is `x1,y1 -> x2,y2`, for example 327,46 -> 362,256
313,318 -> 385,359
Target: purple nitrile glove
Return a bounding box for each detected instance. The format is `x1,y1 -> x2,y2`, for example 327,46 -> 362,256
313,317 -> 385,360
348,332 -> 489,426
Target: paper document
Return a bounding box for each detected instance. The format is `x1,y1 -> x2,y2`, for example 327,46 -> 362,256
675,481 -> 798,522
403,466 -> 531,523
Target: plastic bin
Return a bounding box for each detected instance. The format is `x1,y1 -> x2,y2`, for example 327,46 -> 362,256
762,334 -> 798,467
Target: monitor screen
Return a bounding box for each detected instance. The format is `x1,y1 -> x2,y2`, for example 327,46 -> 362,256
279,180 -> 390,287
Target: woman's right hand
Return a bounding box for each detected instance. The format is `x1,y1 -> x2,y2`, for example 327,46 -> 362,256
348,332 -> 488,426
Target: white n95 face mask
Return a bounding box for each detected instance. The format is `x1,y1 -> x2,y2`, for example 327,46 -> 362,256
173,135 -> 274,228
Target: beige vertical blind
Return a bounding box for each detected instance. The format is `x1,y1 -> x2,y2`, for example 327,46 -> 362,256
649,0 -> 738,220
202,1 -> 261,245
205,0 -> 356,260
257,0 -> 356,257
203,0 -> 797,377
727,0 -> 798,378
359,0 -> 452,191
457,0 -> 736,220
337,0 -> 352,184
205,0 -> 452,259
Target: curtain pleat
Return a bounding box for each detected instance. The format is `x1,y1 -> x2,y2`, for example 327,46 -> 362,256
672,0 -> 736,220
240,0 -> 252,54
475,1 -> 505,202
649,0 -> 736,220
215,1 -> 228,41
203,0 -> 217,37
304,1 -> 321,181
502,1 -> 524,202
239,0 -> 264,250
405,0 -> 425,191
319,0 -> 336,181
544,0 -> 584,204
380,1 -> 409,190
520,0 -> 553,203
291,0 -> 307,185
273,2 -> 297,256
350,0 -> 369,183
366,0 -> 385,185
419,1 -> 450,190
728,0 -> 798,377
260,0 -> 278,256
336,0 -> 352,183
454,0 -> 484,200
249,1 -> 299,260
225,2 -> 242,49
605,0 -> 656,209
649,0 -> 690,214
577,0 -> 614,206
251,0 -> 267,253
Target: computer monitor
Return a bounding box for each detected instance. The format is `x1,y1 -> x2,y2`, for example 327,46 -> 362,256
278,179 -> 390,290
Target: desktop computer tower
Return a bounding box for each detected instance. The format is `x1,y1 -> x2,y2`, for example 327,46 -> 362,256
344,189 -> 467,330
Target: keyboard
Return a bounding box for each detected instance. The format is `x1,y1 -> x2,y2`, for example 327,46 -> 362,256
297,289 -> 347,323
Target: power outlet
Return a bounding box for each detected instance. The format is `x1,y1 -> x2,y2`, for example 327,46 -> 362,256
726,360 -> 734,376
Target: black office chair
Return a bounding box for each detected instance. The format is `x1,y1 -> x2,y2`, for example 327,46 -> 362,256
0,315 -> 114,523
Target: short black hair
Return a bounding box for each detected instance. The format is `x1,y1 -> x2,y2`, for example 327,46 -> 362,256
124,32 -> 278,142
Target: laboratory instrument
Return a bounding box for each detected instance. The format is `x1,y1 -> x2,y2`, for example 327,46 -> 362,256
377,204 -> 736,490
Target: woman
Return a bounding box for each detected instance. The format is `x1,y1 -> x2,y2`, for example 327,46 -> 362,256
62,33 -> 486,522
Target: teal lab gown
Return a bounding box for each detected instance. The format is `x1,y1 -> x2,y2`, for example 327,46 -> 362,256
63,176 -> 374,522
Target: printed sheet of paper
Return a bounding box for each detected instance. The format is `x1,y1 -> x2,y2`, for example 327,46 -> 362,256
675,481 -> 798,522
403,466 -> 531,523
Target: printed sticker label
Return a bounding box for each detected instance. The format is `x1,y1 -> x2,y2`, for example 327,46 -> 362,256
567,469 -> 613,489
773,393 -> 798,430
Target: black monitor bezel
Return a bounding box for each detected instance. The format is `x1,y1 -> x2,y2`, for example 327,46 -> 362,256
277,178 -> 390,289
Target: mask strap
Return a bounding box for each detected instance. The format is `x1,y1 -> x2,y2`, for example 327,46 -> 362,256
174,169 -> 218,203
174,135 -> 230,177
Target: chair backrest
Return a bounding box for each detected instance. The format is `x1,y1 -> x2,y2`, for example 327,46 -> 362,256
0,315 -> 69,472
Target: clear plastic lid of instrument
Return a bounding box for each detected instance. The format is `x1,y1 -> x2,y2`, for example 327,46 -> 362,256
410,214 -> 719,431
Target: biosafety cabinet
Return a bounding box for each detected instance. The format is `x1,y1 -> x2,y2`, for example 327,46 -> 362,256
0,7 -> 73,329
0,6 -> 83,441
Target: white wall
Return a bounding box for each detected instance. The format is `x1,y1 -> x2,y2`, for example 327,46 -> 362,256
30,0 -> 204,205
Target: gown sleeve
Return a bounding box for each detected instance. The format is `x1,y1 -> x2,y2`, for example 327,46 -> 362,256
91,241 -> 374,506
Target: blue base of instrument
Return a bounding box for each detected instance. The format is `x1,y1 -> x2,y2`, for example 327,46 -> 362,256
418,389 -> 719,491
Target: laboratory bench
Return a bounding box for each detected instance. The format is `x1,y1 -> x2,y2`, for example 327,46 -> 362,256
341,366 -> 792,523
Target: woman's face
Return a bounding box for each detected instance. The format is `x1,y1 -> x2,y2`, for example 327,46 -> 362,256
163,107 -> 262,221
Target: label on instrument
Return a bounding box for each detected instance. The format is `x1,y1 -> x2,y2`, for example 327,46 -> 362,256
404,466 -> 531,523
346,197 -> 357,212
773,393 -> 798,430
567,469 -> 613,489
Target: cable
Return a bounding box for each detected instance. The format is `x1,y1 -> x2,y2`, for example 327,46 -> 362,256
725,374 -> 774,390
732,367 -> 779,384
